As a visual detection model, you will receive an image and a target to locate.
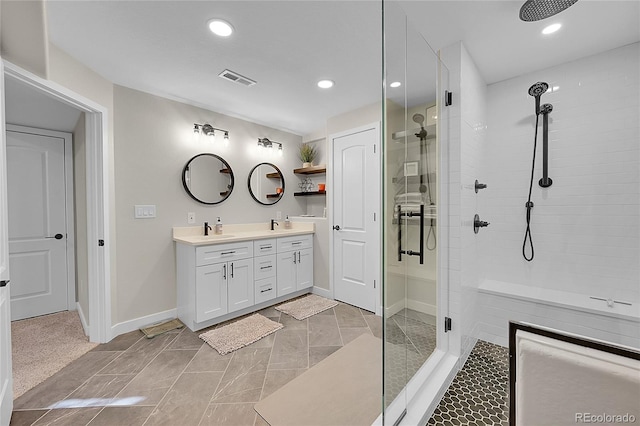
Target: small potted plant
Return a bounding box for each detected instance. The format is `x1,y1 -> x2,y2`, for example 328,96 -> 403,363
298,143 -> 317,168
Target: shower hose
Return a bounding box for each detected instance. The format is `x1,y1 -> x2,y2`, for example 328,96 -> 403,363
523,114 -> 540,261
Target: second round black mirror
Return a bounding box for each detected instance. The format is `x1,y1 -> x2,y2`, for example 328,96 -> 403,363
248,163 -> 285,205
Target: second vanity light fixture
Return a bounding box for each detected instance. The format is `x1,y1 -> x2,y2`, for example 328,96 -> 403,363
193,123 -> 230,145
257,138 -> 283,156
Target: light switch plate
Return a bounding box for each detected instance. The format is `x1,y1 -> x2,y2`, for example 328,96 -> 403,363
134,205 -> 156,219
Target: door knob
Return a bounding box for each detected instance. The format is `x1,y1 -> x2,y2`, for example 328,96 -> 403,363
46,233 -> 64,240
332,225 -> 341,231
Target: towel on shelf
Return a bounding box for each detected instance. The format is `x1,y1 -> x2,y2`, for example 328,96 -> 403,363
393,203 -> 437,221
394,192 -> 423,204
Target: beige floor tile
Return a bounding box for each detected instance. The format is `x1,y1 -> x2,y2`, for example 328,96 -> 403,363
268,329 -> 308,370
184,345 -> 232,373
340,327 -> 373,345
199,403 -> 257,426
86,406 -> 154,426
115,350 -> 197,406
260,369 -> 306,400
144,372 -> 222,425
32,408 -> 101,425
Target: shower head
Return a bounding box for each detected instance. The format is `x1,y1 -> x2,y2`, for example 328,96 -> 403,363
412,113 -> 425,126
519,0 -> 579,22
528,82 -> 549,97
528,81 -> 549,115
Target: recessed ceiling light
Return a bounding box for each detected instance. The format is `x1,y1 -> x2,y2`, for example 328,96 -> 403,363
542,23 -> 562,35
317,80 -> 334,89
208,19 -> 234,37
390,81 -> 402,88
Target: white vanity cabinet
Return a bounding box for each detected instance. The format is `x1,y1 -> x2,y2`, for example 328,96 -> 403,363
175,230 -> 314,332
276,234 -> 313,297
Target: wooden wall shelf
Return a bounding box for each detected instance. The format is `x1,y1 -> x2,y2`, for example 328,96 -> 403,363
293,165 -> 326,175
294,191 -> 326,197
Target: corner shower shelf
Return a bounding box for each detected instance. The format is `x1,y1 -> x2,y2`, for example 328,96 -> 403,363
293,165 -> 326,175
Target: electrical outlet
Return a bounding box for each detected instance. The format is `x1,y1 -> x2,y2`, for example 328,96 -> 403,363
276,211 -> 282,220
188,212 -> 196,224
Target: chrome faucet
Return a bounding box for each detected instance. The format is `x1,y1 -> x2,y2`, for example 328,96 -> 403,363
270,219 -> 279,231
204,222 -> 212,236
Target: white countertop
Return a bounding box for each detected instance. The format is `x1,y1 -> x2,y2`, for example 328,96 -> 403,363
173,222 -> 315,246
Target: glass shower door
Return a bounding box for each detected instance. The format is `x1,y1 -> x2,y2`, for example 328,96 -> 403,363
382,1 -> 447,423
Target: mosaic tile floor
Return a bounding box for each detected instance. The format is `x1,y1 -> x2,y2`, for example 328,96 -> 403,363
427,340 -> 509,426
385,309 -> 438,405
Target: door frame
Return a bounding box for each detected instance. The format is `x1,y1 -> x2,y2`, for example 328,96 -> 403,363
3,61 -> 111,343
6,125 -> 77,315
328,122 -> 382,316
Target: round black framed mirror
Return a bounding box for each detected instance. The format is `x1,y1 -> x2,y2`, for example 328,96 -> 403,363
182,153 -> 234,205
247,163 -> 285,205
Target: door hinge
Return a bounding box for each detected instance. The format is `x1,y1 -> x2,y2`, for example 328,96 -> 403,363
373,144 -> 376,154
445,90 -> 452,106
444,316 -> 452,332
373,279 -> 376,289
98,239 -> 105,247
373,212 -> 376,221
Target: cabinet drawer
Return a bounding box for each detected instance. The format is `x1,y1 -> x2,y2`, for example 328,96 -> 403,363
254,254 -> 276,280
277,234 -> 313,252
255,277 -> 276,304
254,239 -> 277,256
196,242 -> 253,266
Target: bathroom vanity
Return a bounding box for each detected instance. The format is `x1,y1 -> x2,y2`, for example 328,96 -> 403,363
173,223 -> 314,331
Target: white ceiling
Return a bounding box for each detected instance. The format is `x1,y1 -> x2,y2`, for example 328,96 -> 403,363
45,1 -> 639,136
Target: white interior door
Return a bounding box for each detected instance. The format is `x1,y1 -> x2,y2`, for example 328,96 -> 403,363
7,128 -> 69,320
0,58 -> 15,424
332,123 -> 380,313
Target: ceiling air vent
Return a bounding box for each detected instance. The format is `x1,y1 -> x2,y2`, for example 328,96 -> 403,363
218,69 -> 256,87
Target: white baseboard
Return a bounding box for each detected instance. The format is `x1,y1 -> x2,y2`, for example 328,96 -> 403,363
76,302 -> 90,337
385,299 -> 405,318
407,299 -> 437,317
110,309 -> 177,341
311,286 -> 332,299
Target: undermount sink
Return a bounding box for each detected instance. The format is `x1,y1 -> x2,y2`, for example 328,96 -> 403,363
196,234 -> 235,240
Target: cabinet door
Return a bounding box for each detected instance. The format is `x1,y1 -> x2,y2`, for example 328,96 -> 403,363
227,258 -> 254,313
276,251 -> 296,297
196,262 -> 227,322
296,248 -> 314,290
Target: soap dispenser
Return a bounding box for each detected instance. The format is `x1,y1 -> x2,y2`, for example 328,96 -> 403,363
284,215 -> 291,229
214,217 -> 223,234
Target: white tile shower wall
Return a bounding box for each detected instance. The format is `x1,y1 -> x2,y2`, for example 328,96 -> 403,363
440,42 -> 487,360
480,42 -> 639,304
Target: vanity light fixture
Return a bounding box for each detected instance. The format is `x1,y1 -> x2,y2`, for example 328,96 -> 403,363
258,138 -> 284,156
193,123 -> 230,144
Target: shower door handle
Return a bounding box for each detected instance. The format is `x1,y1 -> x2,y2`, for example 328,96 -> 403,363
398,204 -> 424,265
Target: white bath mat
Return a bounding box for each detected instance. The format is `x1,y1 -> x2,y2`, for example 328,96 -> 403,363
275,295 -> 338,320
199,314 -> 283,355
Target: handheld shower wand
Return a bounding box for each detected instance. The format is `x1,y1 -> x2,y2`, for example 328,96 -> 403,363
528,81 -> 548,116
523,82 -> 553,261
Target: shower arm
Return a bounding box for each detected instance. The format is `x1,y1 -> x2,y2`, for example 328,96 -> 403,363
539,105 -> 553,188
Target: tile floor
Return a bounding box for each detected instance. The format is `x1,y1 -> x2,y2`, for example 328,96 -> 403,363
11,303 -> 508,426
10,302 -> 381,426
427,340 -> 509,426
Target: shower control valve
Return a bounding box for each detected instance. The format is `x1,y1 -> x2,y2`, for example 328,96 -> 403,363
474,180 -> 487,193
473,214 -> 490,234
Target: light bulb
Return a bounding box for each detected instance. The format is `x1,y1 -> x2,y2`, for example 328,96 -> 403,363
224,132 -> 229,147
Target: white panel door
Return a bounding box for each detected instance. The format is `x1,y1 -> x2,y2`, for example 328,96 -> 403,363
0,58 -> 14,423
332,124 -> 380,312
7,130 -> 68,320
